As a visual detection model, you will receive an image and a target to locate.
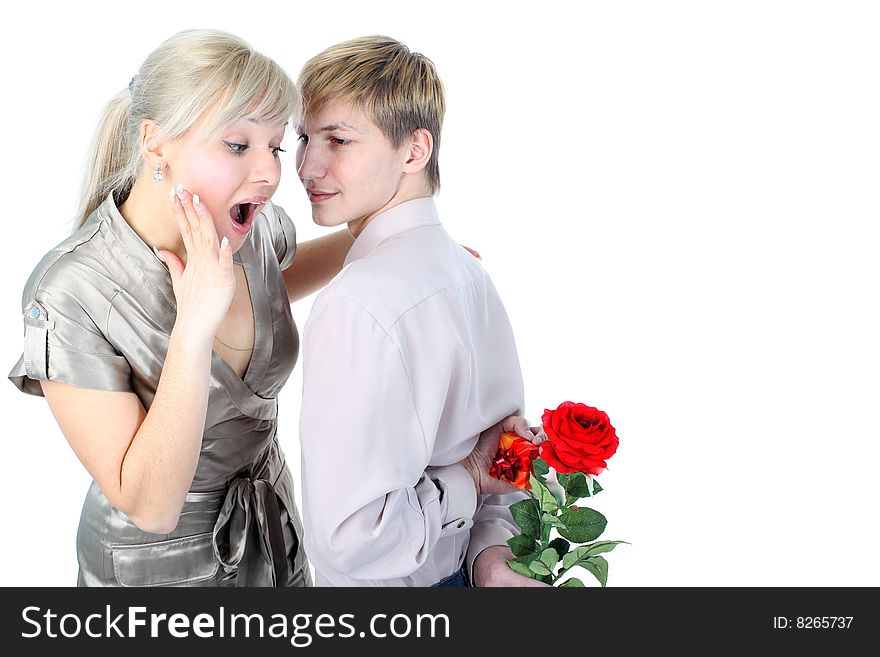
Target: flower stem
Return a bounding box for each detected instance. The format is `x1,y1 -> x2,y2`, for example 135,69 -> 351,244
540,513 -> 555,584
540,520 -> 552,550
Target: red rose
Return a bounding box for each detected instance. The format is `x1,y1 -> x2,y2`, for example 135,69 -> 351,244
539,402 -> 618,475
489,432 -> 539,490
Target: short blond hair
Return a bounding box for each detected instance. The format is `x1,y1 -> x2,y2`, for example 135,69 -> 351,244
298,36 -> 445,194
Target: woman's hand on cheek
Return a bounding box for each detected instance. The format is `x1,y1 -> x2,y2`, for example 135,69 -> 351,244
155,186 -> 236,341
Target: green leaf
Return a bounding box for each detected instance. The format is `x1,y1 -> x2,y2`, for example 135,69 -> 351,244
541,512 -> 565,527
539,548 -> 559,569
558,506 -> 607,543
579,556 -> 609,587
509,553 -> 543,578
530,475 -> 559,513
528,559 -> 552,576
561,472 -> 591,499
562,541 -> 628,569
548,538 -> 571,560
508,559 -> 534,578
559,577 -> 585,588
507,534 -> 538,557
525,549 -> 559,579
579,540 -> 628,557
510,498 -> 541,539
533,458 -> 550,478
562,549 -> 580,570
557,473 -> 602,502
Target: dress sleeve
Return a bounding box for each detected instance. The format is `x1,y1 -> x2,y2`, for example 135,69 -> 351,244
263,202 -> 297,270
8,276 -> 132,397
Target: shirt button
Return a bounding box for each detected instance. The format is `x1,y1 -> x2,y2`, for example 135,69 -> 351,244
457,521 -> 465,528
29,307 -> 40,319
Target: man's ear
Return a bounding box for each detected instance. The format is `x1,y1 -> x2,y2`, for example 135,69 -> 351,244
402,128 -> 433,174
139,119 -> 167,172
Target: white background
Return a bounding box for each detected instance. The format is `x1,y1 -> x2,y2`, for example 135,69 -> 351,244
1,0 -> 878,587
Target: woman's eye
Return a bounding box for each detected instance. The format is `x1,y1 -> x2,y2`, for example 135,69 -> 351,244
272,147 -> 286,157
297,134 -> 309,144
224,141 -> 248,154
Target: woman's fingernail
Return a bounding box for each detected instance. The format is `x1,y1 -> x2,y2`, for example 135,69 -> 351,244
152,246 -> 165,262
220,236 -> 229,250
193,194 -> 200,206
168,185 -> 176,199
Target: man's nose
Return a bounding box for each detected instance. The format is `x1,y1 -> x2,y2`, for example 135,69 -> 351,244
296,142 -> 325,180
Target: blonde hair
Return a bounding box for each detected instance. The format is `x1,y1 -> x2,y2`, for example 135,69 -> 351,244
75,29 -> 299,229
297,36 -> 445,194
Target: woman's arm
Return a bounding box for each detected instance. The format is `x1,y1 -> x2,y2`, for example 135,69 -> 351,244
41,324 -> 214,534
282,229 -> 354,304
282,228 -> 483,305
40,189 -> 235,534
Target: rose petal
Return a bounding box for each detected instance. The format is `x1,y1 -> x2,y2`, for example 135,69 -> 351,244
539,442 -> 576,474
553,439 -> 591,460
551,410 -> 567,433
572,403 -> 606,421
561,417 -> 586,436
543,426 -> 561,444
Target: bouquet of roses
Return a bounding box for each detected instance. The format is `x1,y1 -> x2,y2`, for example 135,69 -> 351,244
490,401 -> 626,587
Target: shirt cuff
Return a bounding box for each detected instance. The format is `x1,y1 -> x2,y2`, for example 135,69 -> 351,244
428,463 -> 477,533
465,521 -> 518,586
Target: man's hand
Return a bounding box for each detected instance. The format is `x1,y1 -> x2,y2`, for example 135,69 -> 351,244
473,546 -> 550,587
459,415 -> 541,496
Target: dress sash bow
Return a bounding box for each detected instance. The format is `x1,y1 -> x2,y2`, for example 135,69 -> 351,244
212,477 -> 292,586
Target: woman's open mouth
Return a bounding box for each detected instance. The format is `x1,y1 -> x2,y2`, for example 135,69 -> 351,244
228,199 -> 265,235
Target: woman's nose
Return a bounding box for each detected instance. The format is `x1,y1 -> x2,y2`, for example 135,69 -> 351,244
252,148 -> 281,186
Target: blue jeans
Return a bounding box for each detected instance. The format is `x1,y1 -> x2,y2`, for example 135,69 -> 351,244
431,566 -> 470,587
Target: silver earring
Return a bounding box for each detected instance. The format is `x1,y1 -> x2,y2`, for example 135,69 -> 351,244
153,165 -> 164,183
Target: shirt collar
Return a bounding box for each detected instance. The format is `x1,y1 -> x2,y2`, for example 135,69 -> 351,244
91,193 -> 178,310
93,193 -> 253,310
344,197 -> 440,266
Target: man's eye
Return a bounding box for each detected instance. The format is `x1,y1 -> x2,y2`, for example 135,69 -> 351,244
331,137 -> 350,146
224,141 -> 248,154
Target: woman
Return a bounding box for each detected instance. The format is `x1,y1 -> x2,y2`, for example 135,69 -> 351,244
7,29 -> 354,586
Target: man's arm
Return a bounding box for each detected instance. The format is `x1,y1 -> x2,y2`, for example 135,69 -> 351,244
460,418 -> 551,587
300,294 -> 478,580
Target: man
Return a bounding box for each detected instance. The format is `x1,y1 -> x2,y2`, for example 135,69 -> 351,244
297,36 -> 544,587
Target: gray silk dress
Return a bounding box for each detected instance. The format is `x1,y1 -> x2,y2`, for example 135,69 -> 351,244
8,194 -> 311,587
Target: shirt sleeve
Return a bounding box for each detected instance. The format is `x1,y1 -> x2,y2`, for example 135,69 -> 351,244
8,277 -> 132,397
263,202 -> 297,270
300,294 -> 477,581
465,491 -> 528,583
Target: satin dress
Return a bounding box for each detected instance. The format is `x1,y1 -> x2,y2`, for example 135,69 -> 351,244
9,194 -> 311,587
